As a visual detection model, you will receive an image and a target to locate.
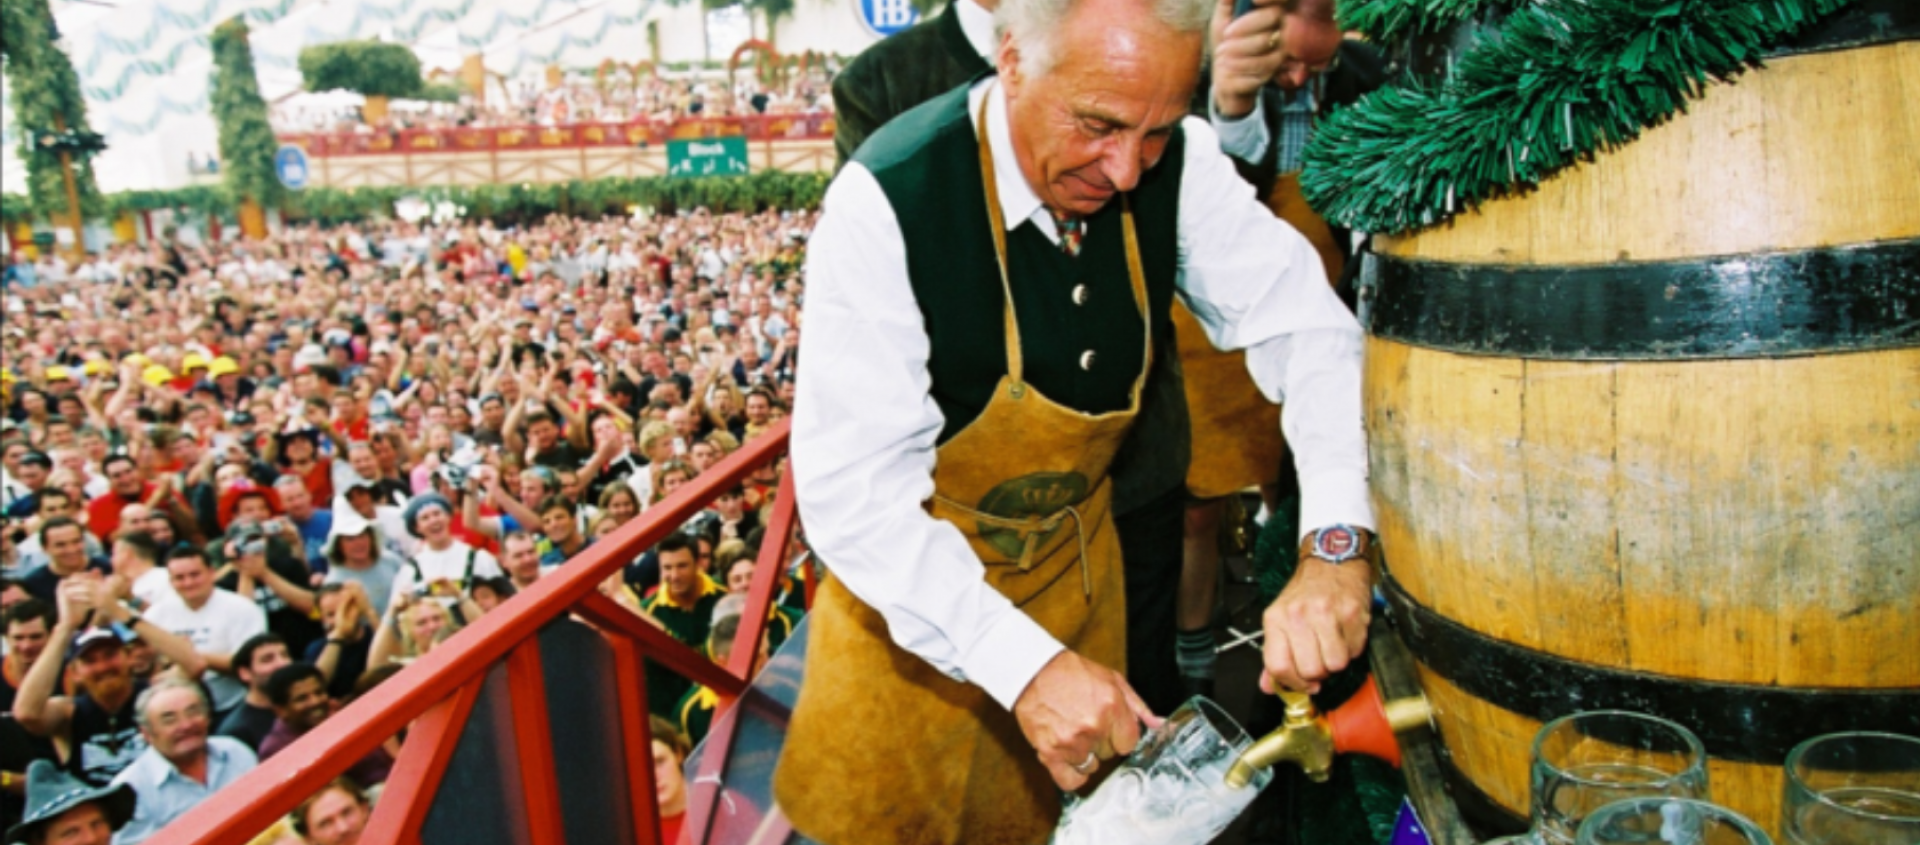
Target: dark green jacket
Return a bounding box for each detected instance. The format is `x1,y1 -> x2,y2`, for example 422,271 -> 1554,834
831,2 -> 992,171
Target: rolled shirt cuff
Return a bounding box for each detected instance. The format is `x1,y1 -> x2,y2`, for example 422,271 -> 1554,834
958,605 -> 1068,712
1297,469 -> 1377,542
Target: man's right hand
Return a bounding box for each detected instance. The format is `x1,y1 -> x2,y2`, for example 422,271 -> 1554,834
1012,650 -> 1158,791
1210,0 -> 1288,119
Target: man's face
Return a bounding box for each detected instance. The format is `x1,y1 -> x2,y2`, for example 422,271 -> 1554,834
1,443 -> 24,474
504,537 -> 541,583
659,548 -> 699,602
527,419 -> 559,450
744,395 -> 770,425
141,685 -> 211,764
45,525 -> 87,571
1272,11 -> 1343,92
276,677 -> 331,733
243,643 -> 292,691
667,409 -> 694,438
39,493 -> 75,521
414,505 -> 450,541
37,803 -> 114,845
235,496 -> 272,524
167,556 -> 217,607
104,459 -> 143,498
480,400 -> 505,430
346,445 -> 378,481
73,642 -> 132,697
14,462 -> 47,491
726,560 -> 755,594
5,617 -> 49,665
998,8 -> 1203,218
277,482 -> 313,518
540,508 -> 573,544
304,788 -> 370,845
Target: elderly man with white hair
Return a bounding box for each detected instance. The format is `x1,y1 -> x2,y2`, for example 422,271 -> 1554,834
775,0 -> 1377,839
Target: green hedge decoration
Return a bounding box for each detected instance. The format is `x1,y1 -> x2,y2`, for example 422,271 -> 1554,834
3,172 -> 829,229
1300,0 -> 1859,235
298,40 -> 429,99
212,17 -> 286,210
2,0 -> 104,219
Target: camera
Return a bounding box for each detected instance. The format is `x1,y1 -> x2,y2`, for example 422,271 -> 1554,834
231,523 -> 268,557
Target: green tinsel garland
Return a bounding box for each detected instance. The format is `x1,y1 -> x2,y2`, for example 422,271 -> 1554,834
1301,0 -> 1859,236
1337,0 -> 1506,48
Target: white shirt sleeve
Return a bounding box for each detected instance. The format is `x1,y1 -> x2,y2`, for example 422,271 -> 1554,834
792,165 -> 1065,713
1174,117 -> 1376,538
1209,94 -> 1271,165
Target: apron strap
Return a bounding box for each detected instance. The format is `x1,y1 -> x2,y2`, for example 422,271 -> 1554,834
932,493 -> 1094,599
976,94 -> 1026,389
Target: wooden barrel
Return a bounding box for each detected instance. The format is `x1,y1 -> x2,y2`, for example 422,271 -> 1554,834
1360,21 -> 1920,841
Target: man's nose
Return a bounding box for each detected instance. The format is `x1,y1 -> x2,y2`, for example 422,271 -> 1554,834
1101,135 -> 1148,194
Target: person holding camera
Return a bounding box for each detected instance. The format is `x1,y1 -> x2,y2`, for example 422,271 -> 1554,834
207,485 -> 321,657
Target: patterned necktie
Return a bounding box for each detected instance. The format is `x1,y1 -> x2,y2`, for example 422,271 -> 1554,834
1053,213 -> 1084,257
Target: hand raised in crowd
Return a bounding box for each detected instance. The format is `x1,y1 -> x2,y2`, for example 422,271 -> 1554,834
1209,0 -> 1289,119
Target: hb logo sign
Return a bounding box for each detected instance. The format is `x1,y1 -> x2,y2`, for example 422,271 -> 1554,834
858,0 -> 919,37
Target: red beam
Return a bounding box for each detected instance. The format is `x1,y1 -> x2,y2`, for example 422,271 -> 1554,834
143,421 -> 789,845
603,634 -> 662,845
573,593 -> 747,698
506,641 -> 568,845
726,471 -> 796,680
359,680 -> 484,845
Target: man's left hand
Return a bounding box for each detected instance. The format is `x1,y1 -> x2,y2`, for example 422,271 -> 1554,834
1259,539 -> 1373,695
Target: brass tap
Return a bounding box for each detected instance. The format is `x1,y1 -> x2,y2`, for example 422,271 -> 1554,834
1224,689 -> 1334,789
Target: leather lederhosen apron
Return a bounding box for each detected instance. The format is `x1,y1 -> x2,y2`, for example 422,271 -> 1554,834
774,94 -> 1149,845
1174,172 -> 1344,499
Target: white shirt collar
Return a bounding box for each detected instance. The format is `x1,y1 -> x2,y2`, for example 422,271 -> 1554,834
967,79 -> 1060,244
956,0 -> 998,60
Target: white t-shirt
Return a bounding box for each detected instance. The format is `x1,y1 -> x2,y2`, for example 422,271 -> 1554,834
391,541 -> 502,606
143,589 -> 267,712
130,568 -> 177,611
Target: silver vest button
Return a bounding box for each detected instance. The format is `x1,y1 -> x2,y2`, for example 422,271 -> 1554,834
1072,284 -> 1088,305
1080,350 -> 1096,371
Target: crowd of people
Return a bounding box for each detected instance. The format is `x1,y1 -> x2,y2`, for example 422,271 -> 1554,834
0,206 -> 815,843
273,66 -> 838,135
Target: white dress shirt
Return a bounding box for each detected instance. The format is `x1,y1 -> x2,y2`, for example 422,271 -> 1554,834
793,78 -> 1374,713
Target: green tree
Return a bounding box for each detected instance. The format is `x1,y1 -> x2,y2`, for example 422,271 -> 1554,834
210,16 -> 284,211
298,40 -> 428,98
2,0 -> 103,220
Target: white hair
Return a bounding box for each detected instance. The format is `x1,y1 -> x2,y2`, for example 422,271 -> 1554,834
995,0 -> 1214,77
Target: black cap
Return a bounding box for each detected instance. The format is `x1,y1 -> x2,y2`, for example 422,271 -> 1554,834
17,451 -> 52,470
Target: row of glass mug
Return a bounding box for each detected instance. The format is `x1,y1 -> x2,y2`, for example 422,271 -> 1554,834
1481,712 -> 1920,845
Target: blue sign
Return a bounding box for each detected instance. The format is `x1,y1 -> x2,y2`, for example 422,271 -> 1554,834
856,0 -> 918,37
274,144 -> 310,190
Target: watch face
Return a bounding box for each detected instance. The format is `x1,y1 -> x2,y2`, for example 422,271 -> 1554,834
1315,526 -> 1358,561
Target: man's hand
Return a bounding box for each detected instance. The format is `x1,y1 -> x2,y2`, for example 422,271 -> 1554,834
1012,650 -> 1158,791
1210,0 -> 1287,119
1259,545 -> 1372,695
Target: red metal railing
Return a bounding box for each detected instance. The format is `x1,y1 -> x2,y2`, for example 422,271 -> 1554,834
148,419 -> 800,845
280,114 -> 836,158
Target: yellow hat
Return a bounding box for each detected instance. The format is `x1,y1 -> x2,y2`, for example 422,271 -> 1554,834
181,352 -> 210,373
83,359 -> 112,377
208,356 -> 240,378
0,370 -> 15,384
126,353 -> 151,368
142,364 -> 174,388
44,365 -> 73,382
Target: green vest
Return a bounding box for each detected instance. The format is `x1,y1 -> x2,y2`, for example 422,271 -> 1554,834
854,83 -> 1189,455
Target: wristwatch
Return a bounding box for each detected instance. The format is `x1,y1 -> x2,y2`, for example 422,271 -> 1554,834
1305,524 -> 1371,565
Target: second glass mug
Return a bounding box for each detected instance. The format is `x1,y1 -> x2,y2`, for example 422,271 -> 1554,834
1485,711 -> 1712,845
